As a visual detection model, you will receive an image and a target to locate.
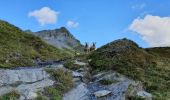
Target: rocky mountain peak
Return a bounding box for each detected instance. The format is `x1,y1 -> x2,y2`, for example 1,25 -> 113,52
35,27 -> 84,52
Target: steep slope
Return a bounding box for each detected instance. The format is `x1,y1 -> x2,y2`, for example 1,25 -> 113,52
0,20 -> 72,68
35,27 -> 84,52
89,38 -> 170,99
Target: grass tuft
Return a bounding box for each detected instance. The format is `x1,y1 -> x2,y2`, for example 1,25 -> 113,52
0,91 -> 20,100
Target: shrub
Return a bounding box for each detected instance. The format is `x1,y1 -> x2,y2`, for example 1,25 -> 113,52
64,59 -> 82,70
45,68 -> 74,99
0,91 -> 20,100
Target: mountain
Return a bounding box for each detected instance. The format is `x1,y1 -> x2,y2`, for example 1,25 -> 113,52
89,38 -> 170,99
0,20 -> 72,68
35,27 -> 84,52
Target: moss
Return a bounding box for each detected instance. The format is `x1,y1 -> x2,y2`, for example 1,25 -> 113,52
0,91 -> 20,100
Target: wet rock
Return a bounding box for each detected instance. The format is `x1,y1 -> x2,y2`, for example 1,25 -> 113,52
94,90 -> 112,98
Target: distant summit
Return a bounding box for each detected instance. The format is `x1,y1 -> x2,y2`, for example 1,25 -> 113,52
35,27 -> 84,52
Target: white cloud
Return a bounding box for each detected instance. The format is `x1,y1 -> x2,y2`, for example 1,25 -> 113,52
132,3 -> 146,10
129,15 -> 170,47
66,20 -> 79,28
28,7 -> 59,25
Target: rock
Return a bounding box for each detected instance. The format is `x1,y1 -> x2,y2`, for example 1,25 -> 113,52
18,96 -> 25,100
27,92 -> 37,99
63,83 -> 89,100
21,90 -> 37,100
0,68 -> 49,86
94,90 -> 112,98
0,64 -> 60,99
0,86 -> 14,96
74,60 -> 87,66
72,71 -> 83,77
137,91 -> 152,100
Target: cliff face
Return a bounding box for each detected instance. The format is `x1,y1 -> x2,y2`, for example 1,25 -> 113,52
35,27 -> 84,52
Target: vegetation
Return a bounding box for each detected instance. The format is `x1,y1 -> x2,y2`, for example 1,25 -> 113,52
89,38 -> 170,99
64,59 -> 79,70
35,93 -> 47,100
0,91 -> 20,100
44,68 -> 74,100
0,20 -> 72,68
64,59 -> 84,70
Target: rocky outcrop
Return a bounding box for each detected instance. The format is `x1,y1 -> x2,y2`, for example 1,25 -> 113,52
0,60 -> 152,100
63,83 -> 89,100
0,68 -> 49,86
63,70 -> 152,100
0,63 -> 63,100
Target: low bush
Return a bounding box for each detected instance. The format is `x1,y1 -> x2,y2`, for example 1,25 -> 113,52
44,68 -> 74,99
0,91 -> 20,100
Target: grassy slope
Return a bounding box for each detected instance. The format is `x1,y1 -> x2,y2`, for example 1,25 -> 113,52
89,38 -> 170,99
0,20 -> 72,68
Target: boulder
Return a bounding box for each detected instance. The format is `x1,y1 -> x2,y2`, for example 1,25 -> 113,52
137,91 -> 152,100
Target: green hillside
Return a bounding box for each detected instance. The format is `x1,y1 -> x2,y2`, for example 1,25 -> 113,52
0,20 -> 72,68
89,38 -> 170,99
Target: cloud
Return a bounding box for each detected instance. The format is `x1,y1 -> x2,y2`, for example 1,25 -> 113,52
132,3 -> 146,10
28,7 -> 59,25
129,15 -> 170,47
66,20 -> 79,28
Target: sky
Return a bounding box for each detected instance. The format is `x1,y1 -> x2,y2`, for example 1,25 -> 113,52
0,0 -> 170,48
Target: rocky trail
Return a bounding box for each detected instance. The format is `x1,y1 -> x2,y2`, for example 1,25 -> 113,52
0,60 -> 152,100
63,60 -> 152,100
